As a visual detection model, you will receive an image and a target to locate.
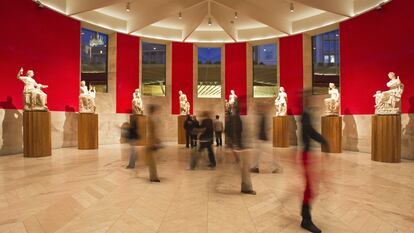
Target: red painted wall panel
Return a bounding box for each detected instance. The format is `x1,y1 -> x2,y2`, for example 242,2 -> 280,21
116,33 -> 140,113
225,43 -> 247,115
0,0 -> 80,111
340,0 -> 414,114
172,42 -> 193,115
279,34 -> 303,115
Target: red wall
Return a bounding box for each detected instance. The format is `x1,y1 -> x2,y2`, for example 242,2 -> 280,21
340,0 -> 414,114
225,43 -> 247,115
116,33 -> 140,113
279,34 -> 303,115
0,0 -> 81,112
172,42 -> 193,115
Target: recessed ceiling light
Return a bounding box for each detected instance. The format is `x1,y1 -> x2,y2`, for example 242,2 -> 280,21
179,12 -> 182,20
234,12 -> 238,19
290,2 -> 294,13
208,17 -> 212,26
126,2 -> 131,12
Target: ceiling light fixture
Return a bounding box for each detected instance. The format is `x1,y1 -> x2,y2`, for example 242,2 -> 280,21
179,12 -> 182,19
234,12 -> 238,19
126,2 -> 131,12
208,17 -> 212,26
290,2 -> 294,13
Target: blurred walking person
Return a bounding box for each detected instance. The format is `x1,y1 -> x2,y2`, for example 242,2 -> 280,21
146,105 -> 161,182
250,104 -> 282,173
191,116 -> 199,147
213,115 -> 223,146
126,120 -> 139,169
183,114 -> 193,148
300,106 -> 328,233
198,111 -> 216,168
231,110 -> 255,195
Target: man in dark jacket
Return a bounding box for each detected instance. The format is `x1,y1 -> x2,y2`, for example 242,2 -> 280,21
198,111 -> 216,168
191,116 -> 199,147
183,114 -> 193,148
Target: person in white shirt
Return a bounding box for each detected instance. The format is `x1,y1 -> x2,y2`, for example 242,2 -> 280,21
213,115 -> 224,146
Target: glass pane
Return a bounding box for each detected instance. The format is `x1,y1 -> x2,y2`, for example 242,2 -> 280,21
81,28 -> 108,93
197,47 -> 221,98
253,44 -> 278,98
142,42 -> 166,96
312,29 -> 340,95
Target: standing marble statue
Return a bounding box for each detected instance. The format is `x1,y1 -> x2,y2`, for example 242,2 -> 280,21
79,81 -> 96,113
324,83 -> 340,115
275,87 -> 287,116
374,72 -> 404,115
179,90 -> 190,115
228,90 -> 238,114
16,68 -> 48,111
132,88 -> 144,115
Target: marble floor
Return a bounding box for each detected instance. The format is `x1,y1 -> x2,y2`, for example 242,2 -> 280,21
0,143 -> 413,233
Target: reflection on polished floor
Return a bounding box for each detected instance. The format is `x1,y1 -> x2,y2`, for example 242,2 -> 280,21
0,144 -> 413,233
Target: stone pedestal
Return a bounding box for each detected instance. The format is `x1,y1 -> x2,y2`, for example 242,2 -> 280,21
371,115 -> 401,163
321,115 -> 342,153
23,111 -> 52,157
130,115 -> 147,146
78,113 -> 98,150
178,115 -> 186,144
273,116 -> 289,148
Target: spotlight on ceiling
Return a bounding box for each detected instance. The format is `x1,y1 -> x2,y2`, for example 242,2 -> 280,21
234,12 -> 238,19
290,2 -> 294,13
126,2 -> 131,12
208,17 -> 212,26
179,12 -> 182,19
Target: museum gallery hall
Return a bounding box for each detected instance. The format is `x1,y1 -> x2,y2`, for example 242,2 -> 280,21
0,0 -> 413,232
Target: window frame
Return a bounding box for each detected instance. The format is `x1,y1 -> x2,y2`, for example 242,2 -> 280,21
140,40 -> 167,97
252,42 -> 279,98
196,45 -> 223,99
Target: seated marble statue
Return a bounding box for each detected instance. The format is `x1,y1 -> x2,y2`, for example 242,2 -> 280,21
275,87 -> 288,116
132,88 -> 144,115
179,90 -> 190,115
16,68 -> 48,111
374,72 -> 404,115
228,90 -> 238,114
79,81 -> 96,113
324,83 -> 340,115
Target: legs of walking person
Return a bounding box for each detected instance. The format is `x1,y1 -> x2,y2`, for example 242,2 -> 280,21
250,139 -> 262,173
206,141 -> 216,167
215,132 -> 219,146
217,131 -> 222,146
239,149 -> 255,195
146,149 -> 160,182
185,132 -> 190,148
126,143 -> 137,169
300,151 -> 321,233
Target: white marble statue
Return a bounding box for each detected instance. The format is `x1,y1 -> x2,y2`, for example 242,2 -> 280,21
179,90 -> 190,115
275,87 -> 287,116
16,68 -> 48,111
132,88 -> 144,115
374,72 -> 404,115
79,81 -> 96,113
324,83 -> 340,115
228,90 -> 238,114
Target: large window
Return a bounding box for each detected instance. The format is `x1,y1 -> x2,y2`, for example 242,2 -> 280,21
142,42 -> 166,96
81,28 -> 108,92
197,47 -> 221,98
312,29 -> 340,94
253,44 -> 278,98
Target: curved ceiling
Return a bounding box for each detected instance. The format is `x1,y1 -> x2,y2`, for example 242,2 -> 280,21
41,0 -> 390,42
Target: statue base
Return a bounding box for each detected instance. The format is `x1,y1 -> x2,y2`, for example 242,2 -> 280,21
321,115 -> 342,153
78,113 -> 99,150
371,115 -> 401,163
178,115 -> 187,145
273,116 -> 289,148
130,114 -> 147,146
23,111 -> 52,157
